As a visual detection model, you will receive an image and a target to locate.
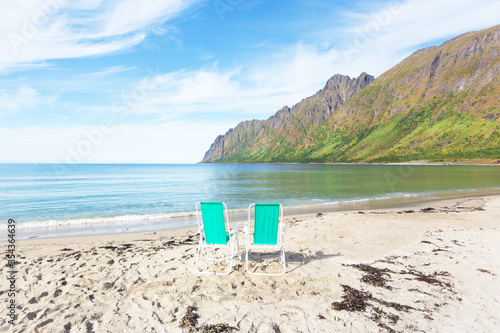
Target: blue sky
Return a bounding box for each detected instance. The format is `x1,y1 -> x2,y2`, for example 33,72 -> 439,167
1,0 -> 499,163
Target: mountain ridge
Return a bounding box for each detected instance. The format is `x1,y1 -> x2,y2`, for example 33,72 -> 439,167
202,72 -> 375,162
202,24 -> 500,163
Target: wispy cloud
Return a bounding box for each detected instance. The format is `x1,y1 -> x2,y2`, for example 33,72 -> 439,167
318,0 -> 500,76
0,86 -> 56,114
245,39 -> 273,49
82,65 -> 135,77
107,42 -> 345,119
0,0 -> 204,72
1,61 -> 54,73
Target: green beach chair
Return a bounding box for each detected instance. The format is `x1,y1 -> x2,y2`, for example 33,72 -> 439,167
195,202 -> 240,275
244,203 -> 286,276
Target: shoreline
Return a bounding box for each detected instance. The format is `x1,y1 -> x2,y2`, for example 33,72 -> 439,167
200,159 -> 500,165
9,187 -> 500,242
9,191 -> 499,250
2,194 -> 499,331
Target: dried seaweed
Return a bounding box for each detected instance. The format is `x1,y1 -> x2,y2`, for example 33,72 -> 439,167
332,285 -> 372,311
163,235 -> 199,248
477,268 -> 496,276
179,306 -> 199,332
432,248 -> 449,253
199,323 -> 239,333
349,264 -> 393,289
332,233 -> 460,331
386,314 -> 400,324
179,306 -> 238,333
99,243 -> 133,251
396,210 -> 415,214
372,297 -> 415,312
372,307 -> 399,332
419,203 -> 485,214
332,285 -> 410,332
377,322 -> 397,333
405,270 -> 452,288
334,260 -> 452,332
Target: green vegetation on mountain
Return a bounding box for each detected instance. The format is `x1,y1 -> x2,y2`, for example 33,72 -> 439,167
202,25 -> 500,163
202,73 -> 375,162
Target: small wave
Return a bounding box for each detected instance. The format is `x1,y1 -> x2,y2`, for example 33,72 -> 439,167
281,192 -> 425,209
15,211 -> 197,230
13,188 -> 498,231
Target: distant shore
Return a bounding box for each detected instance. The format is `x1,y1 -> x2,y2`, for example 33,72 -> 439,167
3,194 -> 500,332
200,158 -> 500,165
385,158 -> 500,165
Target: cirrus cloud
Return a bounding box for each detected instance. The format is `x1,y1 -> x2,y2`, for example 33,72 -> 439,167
0,0 -> 204,72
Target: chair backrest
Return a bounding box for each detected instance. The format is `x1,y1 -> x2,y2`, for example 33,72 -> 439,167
253,203 -> 281,245
199,202 -> 229,245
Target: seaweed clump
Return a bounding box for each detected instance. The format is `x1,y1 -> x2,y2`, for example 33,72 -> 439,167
199,323 -> 240,333
332,285 -> 411,333
179,305 -> 238,333
332,285 -> 372,311
350,264 -> 393,289
179,306 -> 199,333
409,270 -> 452,288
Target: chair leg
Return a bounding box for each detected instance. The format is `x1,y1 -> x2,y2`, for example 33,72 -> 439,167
235,233 -> 241,261
281,247 -> 286,275
223,242 -> 234,276
245,247 -> 286,276
195,241 -> 203,274
245,248 -> 251,274
196,242 -> 237,275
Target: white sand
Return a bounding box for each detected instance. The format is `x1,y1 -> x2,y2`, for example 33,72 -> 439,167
1,196 -> 499,332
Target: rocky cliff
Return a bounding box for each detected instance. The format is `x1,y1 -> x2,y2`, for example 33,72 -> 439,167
201,73 -> 375,162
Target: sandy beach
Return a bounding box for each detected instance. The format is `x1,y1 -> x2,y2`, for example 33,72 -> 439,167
2,195 -> 500,332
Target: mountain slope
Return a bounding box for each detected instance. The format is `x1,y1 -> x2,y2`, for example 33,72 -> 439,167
292,24 -> 500,163
202,24 -> 500,163
201,73 -> 375,162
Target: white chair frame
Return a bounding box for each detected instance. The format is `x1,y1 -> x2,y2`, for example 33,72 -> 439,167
195,202 -> 240,275
244,203 -> 286,276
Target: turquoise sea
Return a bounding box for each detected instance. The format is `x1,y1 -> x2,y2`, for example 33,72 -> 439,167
1,163 -> 499,240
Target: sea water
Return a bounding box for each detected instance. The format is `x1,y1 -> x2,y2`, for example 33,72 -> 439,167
1,163 -> 499,240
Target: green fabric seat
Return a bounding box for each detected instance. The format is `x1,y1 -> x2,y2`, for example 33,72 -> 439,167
254,203 -> 280,245
201,202 -> 230,245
